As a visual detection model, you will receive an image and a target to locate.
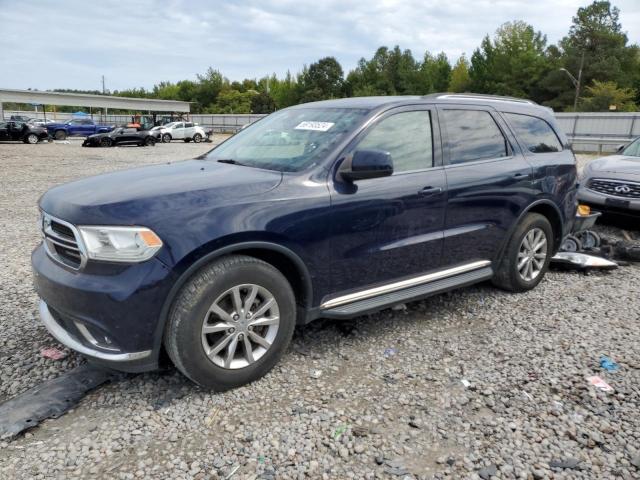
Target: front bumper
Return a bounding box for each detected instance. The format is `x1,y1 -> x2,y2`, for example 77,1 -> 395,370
578,185 -> 640,215
32,243 -> 176,372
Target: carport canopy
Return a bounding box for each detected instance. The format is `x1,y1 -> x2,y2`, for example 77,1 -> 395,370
0,88 -> 190,114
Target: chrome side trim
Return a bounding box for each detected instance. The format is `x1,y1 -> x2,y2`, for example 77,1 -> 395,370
320,260 -> 492,309
39,300 -> 151,361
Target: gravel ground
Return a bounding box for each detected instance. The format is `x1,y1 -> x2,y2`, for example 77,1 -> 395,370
0,145 -> 639,480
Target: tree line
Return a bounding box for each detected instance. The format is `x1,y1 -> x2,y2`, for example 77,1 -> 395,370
10,1 -> 640,114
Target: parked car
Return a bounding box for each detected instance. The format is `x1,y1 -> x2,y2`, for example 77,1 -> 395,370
47,118 -> 114,140
32,94 -> 577,389
82,127 -> 157,147
28,118 -> 57,127
9,115 -> 32,122
578,137 -> 640,217
154,121 -> 206,143
149,125 -> 171,143
0,121 -> 50,144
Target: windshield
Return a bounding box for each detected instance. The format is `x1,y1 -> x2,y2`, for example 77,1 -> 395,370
205,107 -> 369,172
622,138 -> 640,157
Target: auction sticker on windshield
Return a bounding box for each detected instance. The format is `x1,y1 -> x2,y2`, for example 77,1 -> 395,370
294,121 -> 335,132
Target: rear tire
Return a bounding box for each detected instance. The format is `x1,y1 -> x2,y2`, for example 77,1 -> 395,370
54,130 -> 66,140
25,133 -> 39,144
144,136 -> 156,146
164,255 -> 296,390
492,213 -> 553,292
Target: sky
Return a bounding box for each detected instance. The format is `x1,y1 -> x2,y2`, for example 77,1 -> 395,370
0,0 -> 639,92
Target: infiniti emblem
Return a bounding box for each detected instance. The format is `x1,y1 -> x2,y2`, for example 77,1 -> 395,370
614,185 -> 631,194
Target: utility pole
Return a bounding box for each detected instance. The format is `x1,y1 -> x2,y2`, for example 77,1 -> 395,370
102,75 -> 106,94
559,50 -> 585,111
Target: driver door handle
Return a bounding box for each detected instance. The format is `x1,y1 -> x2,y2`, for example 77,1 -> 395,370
418,186 -> 442,197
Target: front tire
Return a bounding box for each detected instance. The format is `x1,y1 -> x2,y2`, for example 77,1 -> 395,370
193,133 -> 202,143
100,137 -> 112,147
492,213 -> 553,292
162,133 -> 172,143
164,255 -> 296,390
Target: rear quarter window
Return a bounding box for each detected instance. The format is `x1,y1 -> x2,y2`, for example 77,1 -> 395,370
503,112 -> 562,154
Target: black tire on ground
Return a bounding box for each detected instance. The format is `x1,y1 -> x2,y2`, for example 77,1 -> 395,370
100,137 -> 112,147
492,213 -> 553,293
162,133 -> 172,143
144,136 -> 156,146
25,133 -> 39,144
164,255 -> 296,390
54,130 -> 66,140
184,138 -> 191,143
193,133 -> 202,143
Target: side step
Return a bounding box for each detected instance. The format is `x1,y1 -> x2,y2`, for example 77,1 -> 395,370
321,266 -> 493,318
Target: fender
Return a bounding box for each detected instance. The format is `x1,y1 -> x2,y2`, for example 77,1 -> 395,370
150,241 -> 314,356
494,199 -> 564,263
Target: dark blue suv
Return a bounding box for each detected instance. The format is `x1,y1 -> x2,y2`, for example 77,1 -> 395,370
32,95 -> 577,389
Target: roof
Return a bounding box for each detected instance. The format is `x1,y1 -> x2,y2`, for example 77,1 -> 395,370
293,93 -> 553,117
0,88 -> 190,113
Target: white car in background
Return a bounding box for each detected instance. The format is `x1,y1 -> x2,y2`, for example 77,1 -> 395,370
151,121 -> 206,143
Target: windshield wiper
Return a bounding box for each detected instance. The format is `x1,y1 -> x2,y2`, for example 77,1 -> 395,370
217,158 -> 247,166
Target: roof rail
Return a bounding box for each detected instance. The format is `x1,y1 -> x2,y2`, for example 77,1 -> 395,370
424,93 -> 537,105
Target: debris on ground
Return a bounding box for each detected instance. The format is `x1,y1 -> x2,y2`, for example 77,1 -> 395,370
587,375 -> 614,393
0,365 -> 119,439
549,458 -> 581,470
551,252 -> 618,270
40,347 -> 68,361
383,347 -> 397,358
309,369 -> 322,379
599,355 -> 620,372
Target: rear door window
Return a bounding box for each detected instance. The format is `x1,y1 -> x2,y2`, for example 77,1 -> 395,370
441,110 -> 508,164
503,113 -> 562,153
356,111 -> 434,172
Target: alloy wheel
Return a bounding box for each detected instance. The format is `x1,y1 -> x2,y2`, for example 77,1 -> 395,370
517,227 -> 547,281
201,284 -> 280,369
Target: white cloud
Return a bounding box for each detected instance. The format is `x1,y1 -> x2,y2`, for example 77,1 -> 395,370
0,0 -> 638,91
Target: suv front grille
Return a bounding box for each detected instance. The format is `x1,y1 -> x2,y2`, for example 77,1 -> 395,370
588,178 -> 640,199
42,213 -> 86,269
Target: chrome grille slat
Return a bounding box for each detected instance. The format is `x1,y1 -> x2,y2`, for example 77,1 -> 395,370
588,178 -> 640,199
41,212 -> 87,270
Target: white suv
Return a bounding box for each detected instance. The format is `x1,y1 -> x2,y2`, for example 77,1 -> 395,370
152,122 -> 207,143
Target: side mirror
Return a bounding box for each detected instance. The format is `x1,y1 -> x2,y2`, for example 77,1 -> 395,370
341,149 -> 393,182
616,144 -> 625,153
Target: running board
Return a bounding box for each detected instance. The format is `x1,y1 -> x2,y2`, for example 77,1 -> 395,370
321,264 -> 493,318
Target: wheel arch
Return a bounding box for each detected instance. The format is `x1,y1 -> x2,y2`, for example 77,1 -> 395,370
153,241 -> 314,356
496,199 -> 564,262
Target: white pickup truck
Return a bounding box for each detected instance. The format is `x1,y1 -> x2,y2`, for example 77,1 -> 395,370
151,121 -> 207,143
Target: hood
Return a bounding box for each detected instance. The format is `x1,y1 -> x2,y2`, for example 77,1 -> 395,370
586,155 -> 640,178
87,131 -> 110,139
39,159 -> 283,226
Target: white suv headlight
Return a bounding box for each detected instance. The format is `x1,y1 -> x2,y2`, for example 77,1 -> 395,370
78,226 -> 163,263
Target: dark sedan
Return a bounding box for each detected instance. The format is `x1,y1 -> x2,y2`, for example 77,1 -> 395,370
0,121 -> 50,144
83,127 -> 157,147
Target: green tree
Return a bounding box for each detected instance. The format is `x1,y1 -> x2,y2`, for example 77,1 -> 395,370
194,68 -> 227,112
420,52 -> 451,93
548,1 -> 640,110
299,57 -> 345,100
448,55 -> 471,92
251,91 -> 276,113
210,89 -> 253,113
470,21 -> 551,101
578,80 -> 637,111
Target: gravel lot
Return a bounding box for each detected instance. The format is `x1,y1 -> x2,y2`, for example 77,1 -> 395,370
0,143 -> 639,480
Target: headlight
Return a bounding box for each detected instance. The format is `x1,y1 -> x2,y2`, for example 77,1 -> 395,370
78,226 -> 163,263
